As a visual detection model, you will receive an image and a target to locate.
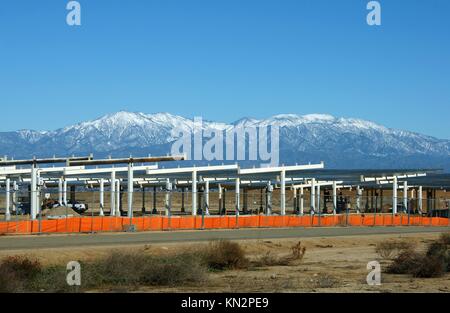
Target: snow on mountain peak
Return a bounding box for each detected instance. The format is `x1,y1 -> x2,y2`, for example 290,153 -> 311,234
298,114 -> 335,122
1,110 -> 449,169
55,111 -> 399,137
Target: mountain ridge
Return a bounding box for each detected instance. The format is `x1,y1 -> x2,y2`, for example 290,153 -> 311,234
1,111 -> 449,170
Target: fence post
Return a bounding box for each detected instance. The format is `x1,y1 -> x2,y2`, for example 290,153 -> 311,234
91,187 -> 94,233
345,198 -> 349,227
392,176 -> 398,215
5,178 -> 11,221
447,201 -> 450,227
201,203 -> 205,230
235,178 -> 240,229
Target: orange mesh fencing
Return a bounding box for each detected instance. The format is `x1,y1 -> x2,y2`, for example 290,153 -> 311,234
0,214 -> 448,235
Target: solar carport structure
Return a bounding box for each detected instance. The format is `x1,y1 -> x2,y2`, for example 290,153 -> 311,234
0,155 -> 449,222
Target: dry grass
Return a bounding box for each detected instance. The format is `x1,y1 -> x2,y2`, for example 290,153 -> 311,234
252,251 -> 290,267
412,255 -> 447,278
0,250 -> 207,292
201,240 -> 249,271
375,241 -> 416,260
2,233 -> 448,293
88,250 -> 207,287
0,255 -> 43,292
0,240 -> 252,292
308,273 -> 339,289
252,241 -> 306,267
387,233 -> 450,278
387,250 -> 424,275
291,241 -> 307,260
439,232 -> 450,245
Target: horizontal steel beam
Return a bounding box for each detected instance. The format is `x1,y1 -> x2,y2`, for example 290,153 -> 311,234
68,154 -> 185,166
0,155 -> 93,166
238,162 -> 324,175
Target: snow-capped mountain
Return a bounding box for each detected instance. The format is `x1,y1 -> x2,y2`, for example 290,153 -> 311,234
1,111 -> 449,170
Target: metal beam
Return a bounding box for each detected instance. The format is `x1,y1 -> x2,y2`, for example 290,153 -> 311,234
99,178 -> 105,216
146,164 -> 238,175
393,176 -> 398,214
69,155 -> 185,167
0,155 -> 92,167
332,181 -> 337,215
64,165 -> 156,176
235,178 -> 240,216
238,162 -> 324,175
127,163 -> 134,218
110,171 -> 116,216
192,170 -> 197,216
310,178 -> 316,214
5,178 -> 10,221
280,170 -> 286,215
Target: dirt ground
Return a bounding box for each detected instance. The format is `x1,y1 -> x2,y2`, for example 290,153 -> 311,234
1,232 -> 449,293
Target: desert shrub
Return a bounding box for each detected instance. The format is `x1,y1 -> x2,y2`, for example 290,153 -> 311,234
30,265 -> 75,293
252,252 -> 290,267
0,255 -> 43,292
386,250 -> 423,274
290,241 -> 307,261
0,250 -> 207,292
439,233 -> 450,245
411,256 -> 446,278
252,241 -> 306,267
85,250 -> 206,288
0,255 -> 42,281
0,266 -> 21,292
387,238 -> 448,278
426,241 -> 450,272
310,274 -> 338,289
91,251 -> 148,286
140,252 -> 206,286
375,242 -> 397,259
201,240 -> 248,270
427,242 -> 447,258
375,241 -> 416,260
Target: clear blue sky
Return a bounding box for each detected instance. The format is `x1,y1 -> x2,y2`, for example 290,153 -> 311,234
0,0 -> 449,138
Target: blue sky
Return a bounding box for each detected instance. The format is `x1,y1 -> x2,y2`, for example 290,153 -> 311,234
0,0 -> 449,138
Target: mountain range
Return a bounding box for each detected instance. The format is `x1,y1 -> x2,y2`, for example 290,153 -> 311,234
1,111 -> 449,170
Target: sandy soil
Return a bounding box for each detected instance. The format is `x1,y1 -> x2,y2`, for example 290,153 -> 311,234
1,232 -> 449,293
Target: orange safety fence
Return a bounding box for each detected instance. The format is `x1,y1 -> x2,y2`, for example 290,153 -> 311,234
0,214 -> 448,235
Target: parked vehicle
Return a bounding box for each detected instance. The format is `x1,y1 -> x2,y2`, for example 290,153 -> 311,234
17,202 -> 31,215
69,201 -> 89,214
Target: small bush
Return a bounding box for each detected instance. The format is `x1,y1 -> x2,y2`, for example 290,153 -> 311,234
140,252 -> 205,286
0,266 -> 21,293
310,274 -> 338,289
438,232 -> 450,245
252,252 -> 290,267
290,241 -> 307,261
30,265 -> 74,293
426,241 -> 450,272
201,240 -> 248,270
375,242 -> 397,259
427,242 -> 447,258
252,241 -> 306,267
386,250 -> 423,274
0,250 -> 208,292
387,237 -> 449,278
376,241 -> 416,260
0,255 -> 43,292
0,255 -> 42,280
92,251 -> 148,286
0,256 -> 42,292
87,250 -> 206,287
412,256 -> 446,278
